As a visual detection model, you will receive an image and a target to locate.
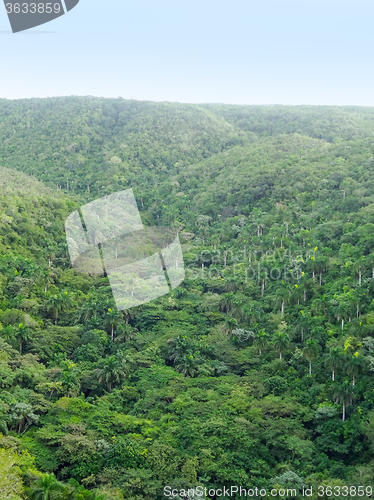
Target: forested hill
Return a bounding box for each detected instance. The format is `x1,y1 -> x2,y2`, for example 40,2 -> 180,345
1,97 -> 374,202
2,98 -> 374,499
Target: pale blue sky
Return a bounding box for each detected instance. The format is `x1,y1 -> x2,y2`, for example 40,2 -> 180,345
1,0 -> 374,105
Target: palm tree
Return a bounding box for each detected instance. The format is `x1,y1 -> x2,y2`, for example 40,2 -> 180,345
125,275 -> 142,298
96,352 -> 132,392
219,292 -> 236,314
345,352 -> 365,386
40,267 -> 55,293
324,347 -> 343,381
303,338 -> 320,375
346,289 -> 364,319
46,291 -> 72,325
175,352 -> 204,377
333,382 -> 355,422
78,293 -> 102,324
335,298 -> 349,330
55,361 -> 81,397
272,331 -> 291,360
297,310 -> 312,342
28,473 -> 65,500
275,287 -> 291,318
354,260 -> 366,287
291,285 -> 304,306
16,322 -> 33,354
311,295 -> 328,316
222,317 -> 237,335
103,308 -> 123,341
314,256 -> 327,286
254,329 -> 269,356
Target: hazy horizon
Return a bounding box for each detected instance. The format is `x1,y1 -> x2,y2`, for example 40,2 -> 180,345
2,96 -> 374,109
1,0 -> 374,106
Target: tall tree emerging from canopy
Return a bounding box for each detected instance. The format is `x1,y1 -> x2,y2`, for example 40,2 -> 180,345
324,347 -> 343,381
333,382 -> 355,422
303,338 -> 321,375
272,324 -> 291,360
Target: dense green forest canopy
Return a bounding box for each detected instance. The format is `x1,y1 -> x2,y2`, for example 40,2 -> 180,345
1,98 -> 374,499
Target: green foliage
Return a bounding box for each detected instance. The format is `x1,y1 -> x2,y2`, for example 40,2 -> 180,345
2,98 -> 374,497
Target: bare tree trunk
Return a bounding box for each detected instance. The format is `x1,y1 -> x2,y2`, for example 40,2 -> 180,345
332,370 -> 335,381
343,401 -> 345,422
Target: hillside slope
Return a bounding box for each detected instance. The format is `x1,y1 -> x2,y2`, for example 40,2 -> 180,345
1,100 -> 374,499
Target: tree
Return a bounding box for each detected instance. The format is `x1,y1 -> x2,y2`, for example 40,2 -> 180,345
303,338 -> 321,375
55,361 -> 81,397
291,284 -> 304,306
324,347 -> 343,381
272,330 -> 291,360
175,351 -> 206,377
254,329 -> 269,356
275,287 -> 290,318
125,274 -> 142,298
28,473 -> 65,500
333,382 -> 355,422
96,351 -> 132,392
46,291 -> 72,325
9,402 -> 39,434
103,308 -> 123,342
15,322 -> 33,354
297,310 -> 312,342
345,352 -> 365,386
334,297 -> 349,330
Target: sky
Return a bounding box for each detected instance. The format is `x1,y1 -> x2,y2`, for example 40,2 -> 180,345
0,0 -> 374,106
